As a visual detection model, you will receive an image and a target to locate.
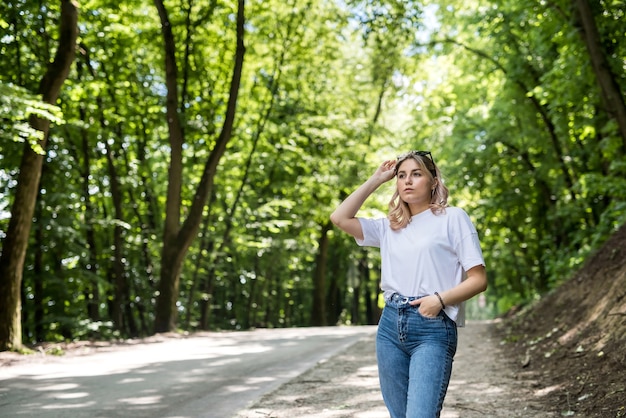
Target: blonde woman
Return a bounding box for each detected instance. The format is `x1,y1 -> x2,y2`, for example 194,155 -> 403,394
330,151 -> 487,418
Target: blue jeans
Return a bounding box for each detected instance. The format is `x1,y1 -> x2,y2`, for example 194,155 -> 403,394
376,293 -> 458,418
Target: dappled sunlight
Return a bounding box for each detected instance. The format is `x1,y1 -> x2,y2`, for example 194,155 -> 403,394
445,376 -> 508,415
224,376 -> 278,393
341,365 -> 378,388
224,384 -> 261,393
2,327 -> 377,417
117,377 -> 144,384
268,394 -> 301,403
134,368 -> 160,374
41,401 -> 96,409
356,364 -> 377,374
235,333 -> 386,417
247,326 -> 375,340
449,380 -> 505,395
203,357 -> 241,367
559,269 -> 625,349
175,375 -> 208,384
534,384 -> 565,397
118,395 -> 163,405
234,322 -> 564,417
345,391 -> 385,416
244,376 -> 276,385
353,409 -> 388,418
446,378 -> 464,389
35,383 -> 79,391
51,392 -> 89,399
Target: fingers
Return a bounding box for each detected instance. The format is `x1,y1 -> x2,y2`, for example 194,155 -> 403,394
374,160 -> 397,183
409,296 -> 442,317
378,160 -> 395,172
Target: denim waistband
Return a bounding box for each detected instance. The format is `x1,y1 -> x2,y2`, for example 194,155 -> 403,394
385,293 -> 428,308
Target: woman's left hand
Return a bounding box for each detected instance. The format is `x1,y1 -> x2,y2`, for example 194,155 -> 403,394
410,295 -> 442,317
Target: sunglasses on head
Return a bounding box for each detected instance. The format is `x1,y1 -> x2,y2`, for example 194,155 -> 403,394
396,150 -> 436,177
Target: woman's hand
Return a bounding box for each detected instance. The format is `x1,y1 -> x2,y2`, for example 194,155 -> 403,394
330,158 -> 397,241
409,265 -> 488,317
410,295 -> 442,317
373,160 -> 397,184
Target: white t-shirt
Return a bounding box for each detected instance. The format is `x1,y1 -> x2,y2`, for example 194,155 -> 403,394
356,206 -> 485,325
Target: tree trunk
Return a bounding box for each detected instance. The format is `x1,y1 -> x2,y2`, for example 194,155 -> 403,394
73,50 -> 101,322
312,222 -> 332,326
103,137 -> 130,333
574,0 -> 626,150
153,0 -> 246,333
0,0 -> 78,352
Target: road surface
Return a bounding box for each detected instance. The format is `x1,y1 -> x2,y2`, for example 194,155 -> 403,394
236,321 -> 556,418
0,326 -> 377,418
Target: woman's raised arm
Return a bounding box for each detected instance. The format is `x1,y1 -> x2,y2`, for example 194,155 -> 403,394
330,159 -> 396,240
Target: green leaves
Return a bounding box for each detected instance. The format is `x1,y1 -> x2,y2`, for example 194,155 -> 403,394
0,82 -> 64,154
2,0 -> 625,343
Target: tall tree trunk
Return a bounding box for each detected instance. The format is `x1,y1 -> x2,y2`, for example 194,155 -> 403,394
312,222 -> 332,326
103,135 -> 129,333
359,254 -> 368,324
70,52 -> 101,322
78,103 -> 101,321
185,215 -> 214,330
0,0 -> 78,352
33,199 -> 45,341
153,0 -> 246,333
574,0 -> 626,150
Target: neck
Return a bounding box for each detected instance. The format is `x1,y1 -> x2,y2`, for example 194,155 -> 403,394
409,203 -> 431,216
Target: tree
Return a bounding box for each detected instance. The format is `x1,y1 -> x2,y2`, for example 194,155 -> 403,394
0,0 -> 78,351
1,0 -> 624,346
573,0 -> 626,149
153,0 -> 246,333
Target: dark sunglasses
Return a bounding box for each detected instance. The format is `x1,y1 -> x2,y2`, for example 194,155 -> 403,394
396,150 -> 436,177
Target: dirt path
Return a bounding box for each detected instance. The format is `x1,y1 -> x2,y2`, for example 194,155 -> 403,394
235,320 -> 555,418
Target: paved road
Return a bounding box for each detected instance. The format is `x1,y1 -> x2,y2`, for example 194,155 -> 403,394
0,326 -> 377,418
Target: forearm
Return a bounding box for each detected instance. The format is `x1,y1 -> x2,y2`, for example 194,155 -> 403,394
330,159 -> 396,239
439,265 -> 487,307
412,265 -> 487,316
330,176 -> 383,226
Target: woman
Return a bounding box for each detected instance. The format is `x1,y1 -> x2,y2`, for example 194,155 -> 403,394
330,150 -> 487,418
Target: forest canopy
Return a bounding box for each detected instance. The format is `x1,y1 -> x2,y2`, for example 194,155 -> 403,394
1,0 -> 625,349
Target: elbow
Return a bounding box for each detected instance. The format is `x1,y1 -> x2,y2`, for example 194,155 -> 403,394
478,271 -> 488,293
479,279 -> 488,293
329,211 -> 362,240
329,211 -> 341,227
468,265 -> 488,293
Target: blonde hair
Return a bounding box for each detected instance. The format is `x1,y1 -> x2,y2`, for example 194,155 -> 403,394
388,154 -> 449,230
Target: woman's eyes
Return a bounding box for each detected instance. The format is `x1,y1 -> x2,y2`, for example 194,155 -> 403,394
398,172 -> 422,179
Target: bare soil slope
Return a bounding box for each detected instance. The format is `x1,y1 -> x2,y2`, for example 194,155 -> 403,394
497,223 -> 626,417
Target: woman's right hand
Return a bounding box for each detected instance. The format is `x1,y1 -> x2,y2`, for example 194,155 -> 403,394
330,158 -> 397,240
373,159 -> 397,184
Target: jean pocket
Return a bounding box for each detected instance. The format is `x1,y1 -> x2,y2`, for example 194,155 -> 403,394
415,308 -> 444,321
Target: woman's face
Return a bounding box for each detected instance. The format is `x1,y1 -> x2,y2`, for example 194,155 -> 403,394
396,158 -> 434,208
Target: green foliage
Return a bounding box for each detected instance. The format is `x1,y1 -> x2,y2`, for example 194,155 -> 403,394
409,0 -> 626,312
1,0 -> 625,345
0,83 -> 63,154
